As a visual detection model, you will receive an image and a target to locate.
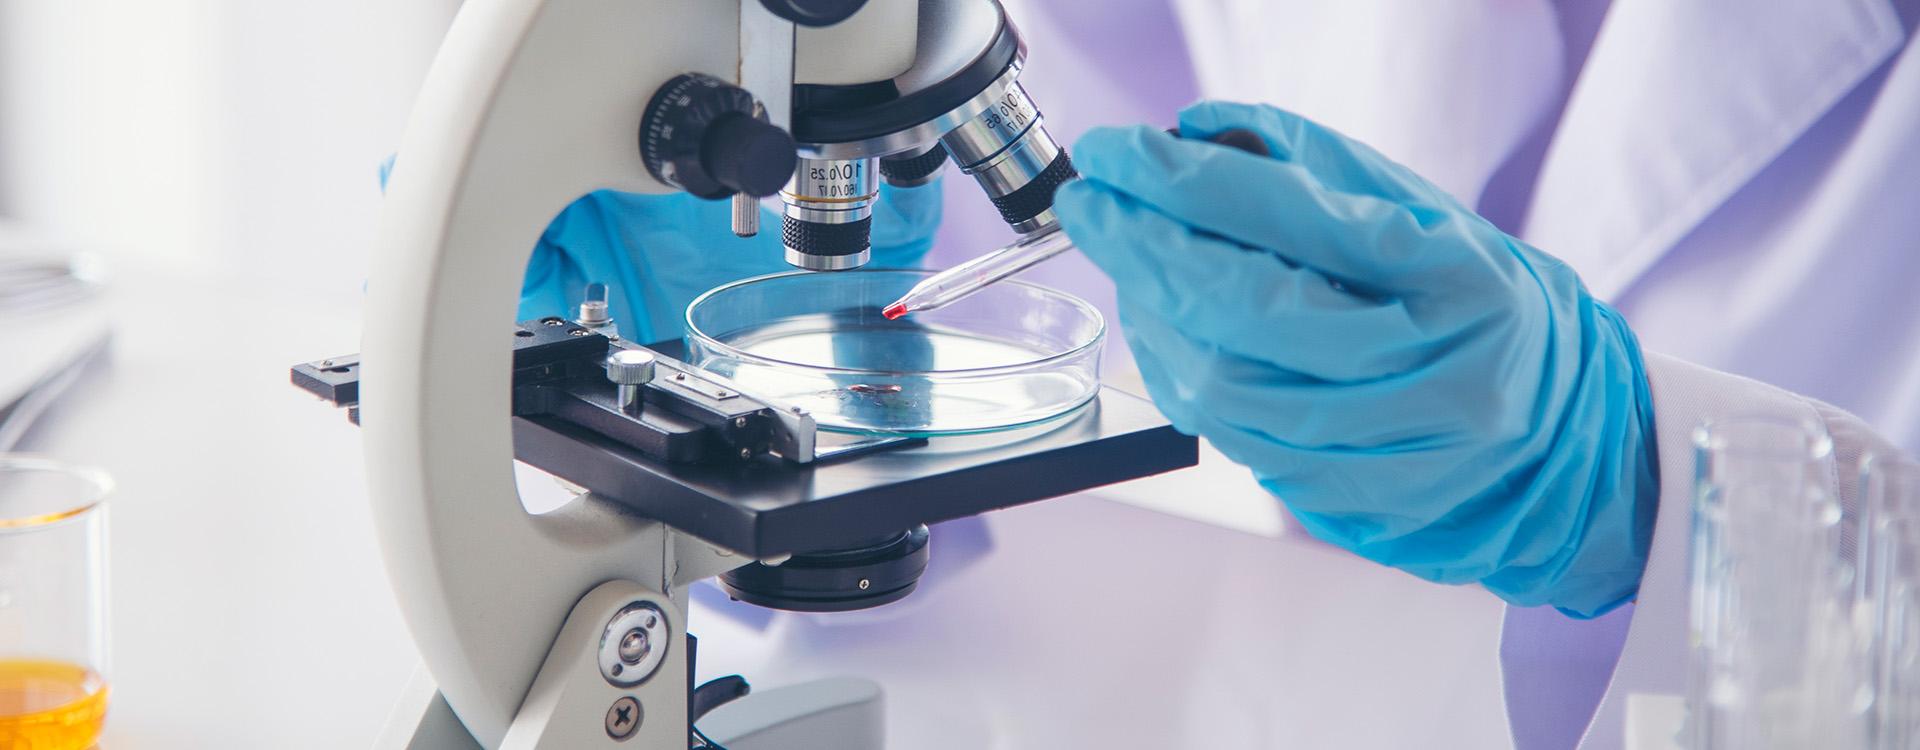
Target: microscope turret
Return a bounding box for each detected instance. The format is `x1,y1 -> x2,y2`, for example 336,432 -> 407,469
780,0 -> 1073,270
635,0 -> 1073,271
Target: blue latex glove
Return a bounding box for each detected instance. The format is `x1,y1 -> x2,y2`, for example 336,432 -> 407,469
1054,102 -> 1658,618
520,185 -> 943,343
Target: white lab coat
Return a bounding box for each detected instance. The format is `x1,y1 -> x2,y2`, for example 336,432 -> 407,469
1173,0 -> 1918,746
687,1 -> 1919,748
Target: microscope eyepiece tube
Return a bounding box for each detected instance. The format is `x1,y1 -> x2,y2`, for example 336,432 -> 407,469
939,80 -> 1075,235
782,156 -> 878,270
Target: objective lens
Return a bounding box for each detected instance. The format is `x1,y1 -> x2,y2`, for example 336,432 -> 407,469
879,144 -> 948,188
939,80 -> 1075,235
781,156 -> 877,271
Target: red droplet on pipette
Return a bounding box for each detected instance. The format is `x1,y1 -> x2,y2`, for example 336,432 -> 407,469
881,302 -> 908,320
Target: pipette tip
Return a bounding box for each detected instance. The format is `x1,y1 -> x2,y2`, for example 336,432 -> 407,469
881,302 -> 908,320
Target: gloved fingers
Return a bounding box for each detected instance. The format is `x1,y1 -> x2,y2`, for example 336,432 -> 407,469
1121,305 -> 1535,455
1144,318 -> 1587,599
1125,306 -> 1549,580
869,181 -> 944,269
1124,319 -> 1342,491
1176,101 -> 1454,208
1058,180 -> 1444,381
1069,125 -> 1483,295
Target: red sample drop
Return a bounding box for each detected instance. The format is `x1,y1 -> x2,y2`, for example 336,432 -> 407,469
882,303 -> 908,320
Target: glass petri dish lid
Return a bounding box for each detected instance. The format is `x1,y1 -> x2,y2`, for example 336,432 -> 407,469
686,270 -> 1105,436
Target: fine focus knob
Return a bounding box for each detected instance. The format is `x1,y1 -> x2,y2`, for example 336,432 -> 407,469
639,73 -> 797,200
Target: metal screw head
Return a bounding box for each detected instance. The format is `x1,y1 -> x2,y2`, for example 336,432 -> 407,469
578,302 -> 612,331
739,448 -> 753,460
605,350 -> 657,386
734,417 -> 748,428
858,578 -> 871,590
618,628 -> 649,664
600,602 -> 669,687
569,329 -> 591,337
605,696 -> 642,740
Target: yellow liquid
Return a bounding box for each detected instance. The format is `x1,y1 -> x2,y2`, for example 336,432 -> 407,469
0,660 -> 107,750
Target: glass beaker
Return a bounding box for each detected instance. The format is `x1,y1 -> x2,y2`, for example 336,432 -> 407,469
1688,416 -> 1867,749
1861,454 -> 1920,749
0,456 -> 111,749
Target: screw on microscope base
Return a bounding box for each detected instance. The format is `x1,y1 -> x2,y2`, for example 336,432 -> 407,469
605,696 -> 642,740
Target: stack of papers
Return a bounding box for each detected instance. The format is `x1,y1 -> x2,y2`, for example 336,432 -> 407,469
0,224 -> 111,450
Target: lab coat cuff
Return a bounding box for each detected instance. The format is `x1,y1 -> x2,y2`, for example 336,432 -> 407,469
1534,352 -> 1826,749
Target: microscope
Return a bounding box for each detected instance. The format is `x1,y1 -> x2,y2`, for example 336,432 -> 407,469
291,1 -> 1196,747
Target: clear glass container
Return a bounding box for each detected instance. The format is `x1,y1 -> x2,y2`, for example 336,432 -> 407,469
0,455 -> 112,749
686,270 -> 1104,436
1687,416 -> 1867,749
1860,454 -> 1920,749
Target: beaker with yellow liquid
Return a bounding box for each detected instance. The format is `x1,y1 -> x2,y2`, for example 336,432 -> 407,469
0,456 -> 112,750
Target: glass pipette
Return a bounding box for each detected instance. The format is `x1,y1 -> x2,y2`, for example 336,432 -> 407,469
882,227 -> 1073,319
883,127 -> 1273,320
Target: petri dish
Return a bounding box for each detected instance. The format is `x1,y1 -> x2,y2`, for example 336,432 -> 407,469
686,270 -> 1104,436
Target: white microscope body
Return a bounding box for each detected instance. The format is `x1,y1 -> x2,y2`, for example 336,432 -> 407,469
358,1 -> 1091,748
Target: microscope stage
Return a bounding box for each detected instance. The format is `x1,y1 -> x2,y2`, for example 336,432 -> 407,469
296,329 -> 1198,558
514,382 -> 1195,557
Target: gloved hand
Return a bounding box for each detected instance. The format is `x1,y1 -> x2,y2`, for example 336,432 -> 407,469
520,184 -> 943,343
1054,101 -> 1659,618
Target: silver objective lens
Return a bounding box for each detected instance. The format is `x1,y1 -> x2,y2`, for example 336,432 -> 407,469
781,157 -> 878,271
939,80 -> 1073,235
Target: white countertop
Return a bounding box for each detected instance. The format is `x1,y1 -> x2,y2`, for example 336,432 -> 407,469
21,264 -> 1513,749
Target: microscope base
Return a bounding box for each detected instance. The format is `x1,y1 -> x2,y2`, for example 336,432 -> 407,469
376,579 -> 883,750
381,678 -> 883,750
699,676 -> 884,750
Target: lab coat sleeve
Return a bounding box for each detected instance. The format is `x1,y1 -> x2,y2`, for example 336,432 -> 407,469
1566,351 -> 1898,749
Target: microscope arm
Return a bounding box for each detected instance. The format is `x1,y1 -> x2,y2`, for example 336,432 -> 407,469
363,1 -> 757,745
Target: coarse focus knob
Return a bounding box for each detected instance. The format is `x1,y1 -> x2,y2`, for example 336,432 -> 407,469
605,349 -> 658,386
757,0 -> 867,27
640,74 -> 797,200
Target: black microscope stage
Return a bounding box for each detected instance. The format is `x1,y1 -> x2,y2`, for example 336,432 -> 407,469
295,327 -> 1198,559
516,380 -> 1193,557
